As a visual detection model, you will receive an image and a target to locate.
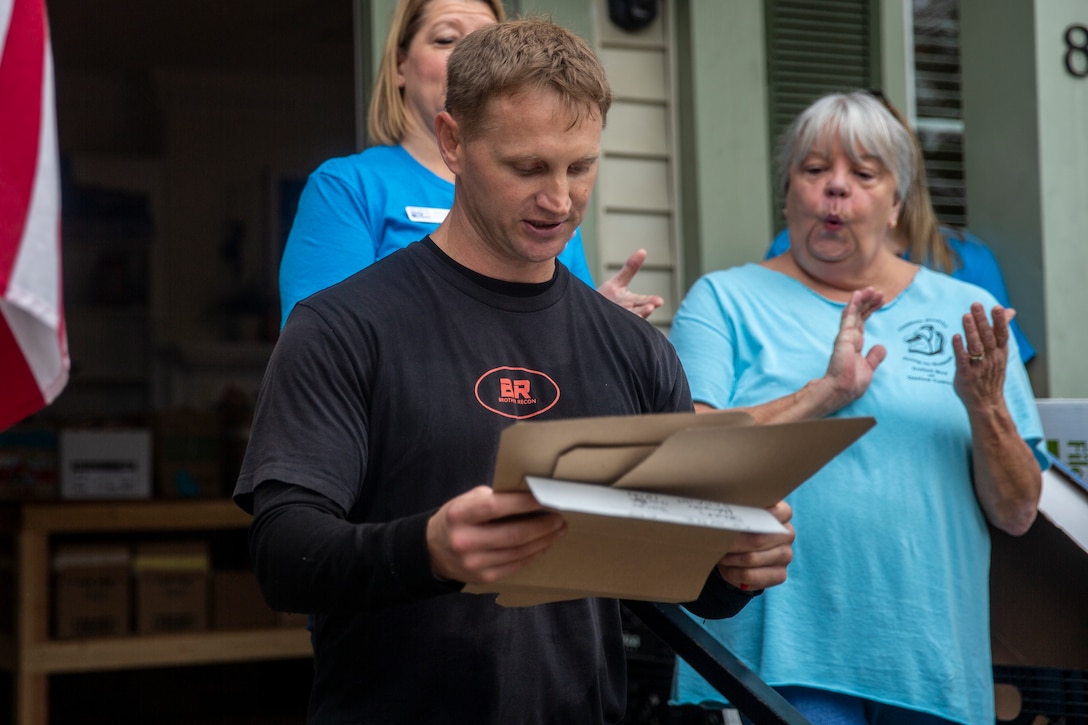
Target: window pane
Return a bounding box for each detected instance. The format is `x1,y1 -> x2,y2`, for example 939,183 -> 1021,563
913,0 -> 966,226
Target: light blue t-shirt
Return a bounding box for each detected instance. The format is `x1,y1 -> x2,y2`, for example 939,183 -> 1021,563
278,145 -> 595,325
669,264 -> 1047,724
767,227 -> 1037,363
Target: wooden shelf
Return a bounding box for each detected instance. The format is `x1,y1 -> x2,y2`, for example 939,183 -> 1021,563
0,498 -> 312,725
13,499 -> 252,534
16,628 -> 312,674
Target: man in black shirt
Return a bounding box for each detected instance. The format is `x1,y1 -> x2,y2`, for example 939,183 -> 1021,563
234,17 -> 794,724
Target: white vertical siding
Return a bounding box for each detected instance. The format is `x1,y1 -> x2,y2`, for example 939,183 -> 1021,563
592,0 -> 681,331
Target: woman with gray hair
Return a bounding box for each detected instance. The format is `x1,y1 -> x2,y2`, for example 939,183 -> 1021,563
669,91 -> 1047,723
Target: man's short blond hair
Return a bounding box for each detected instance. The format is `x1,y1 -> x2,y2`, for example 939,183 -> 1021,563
444,17 -> 613,140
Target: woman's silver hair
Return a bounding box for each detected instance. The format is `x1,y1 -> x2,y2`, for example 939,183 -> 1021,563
775,91 -> 916,204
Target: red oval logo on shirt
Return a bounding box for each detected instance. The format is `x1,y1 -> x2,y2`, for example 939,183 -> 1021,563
475,366 -> 560,420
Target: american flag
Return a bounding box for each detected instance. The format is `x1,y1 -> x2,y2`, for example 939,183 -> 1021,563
0,0 -> 67,431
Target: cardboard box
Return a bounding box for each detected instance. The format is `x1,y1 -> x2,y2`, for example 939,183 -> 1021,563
134,542 -> 209,634
153,410 -> 223,499
1035,399 -> 1088,480
60,430 -> 152,500
990,464 -> 1088,674
211,570 -> 277,630
53,544 -> 131,639
466,411 -> 875,607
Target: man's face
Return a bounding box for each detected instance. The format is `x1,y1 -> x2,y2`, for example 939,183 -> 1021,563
441,89 -> 602,282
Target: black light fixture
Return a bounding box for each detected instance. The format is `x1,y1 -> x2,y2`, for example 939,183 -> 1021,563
609,0 -> 657,32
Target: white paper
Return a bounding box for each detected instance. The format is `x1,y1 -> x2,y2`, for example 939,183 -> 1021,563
525,476 -> 786,534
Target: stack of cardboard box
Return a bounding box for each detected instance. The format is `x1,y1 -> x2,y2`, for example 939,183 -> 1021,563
53,544 -> 132,639
133,542 -> 210,634
989,405 -> 1088,721
51,540 -> 302,638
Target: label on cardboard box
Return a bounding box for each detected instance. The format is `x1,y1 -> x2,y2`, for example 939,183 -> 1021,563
60,430 -> 152,499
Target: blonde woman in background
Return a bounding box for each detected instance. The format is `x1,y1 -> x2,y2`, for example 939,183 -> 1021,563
278,0 -> 663,326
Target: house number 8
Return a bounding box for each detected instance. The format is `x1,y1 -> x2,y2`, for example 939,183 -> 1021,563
1065,24 -> 1088,77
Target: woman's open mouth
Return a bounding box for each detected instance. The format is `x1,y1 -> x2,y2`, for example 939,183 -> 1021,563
823,214 -> 845,231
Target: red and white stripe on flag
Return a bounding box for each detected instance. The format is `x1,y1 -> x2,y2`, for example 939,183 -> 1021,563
0,0 -> 68,431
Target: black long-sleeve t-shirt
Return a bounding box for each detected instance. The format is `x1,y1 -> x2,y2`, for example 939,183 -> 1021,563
235,241 -> 755,723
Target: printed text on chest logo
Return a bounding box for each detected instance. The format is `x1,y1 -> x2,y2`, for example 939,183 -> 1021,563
475,366 -> 560,419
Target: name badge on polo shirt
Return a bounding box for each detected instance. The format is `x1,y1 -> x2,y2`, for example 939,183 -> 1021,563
405,206 -> 449,224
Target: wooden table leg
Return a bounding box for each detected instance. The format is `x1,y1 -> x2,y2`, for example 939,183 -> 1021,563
15,528 -> 48,725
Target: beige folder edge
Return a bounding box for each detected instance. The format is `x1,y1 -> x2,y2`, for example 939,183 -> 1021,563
466,411 -> 875,607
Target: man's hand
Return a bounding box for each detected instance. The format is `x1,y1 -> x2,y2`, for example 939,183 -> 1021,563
426,486 -> 566,585
597,249 -> 664,319
716,501 -> 795,591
